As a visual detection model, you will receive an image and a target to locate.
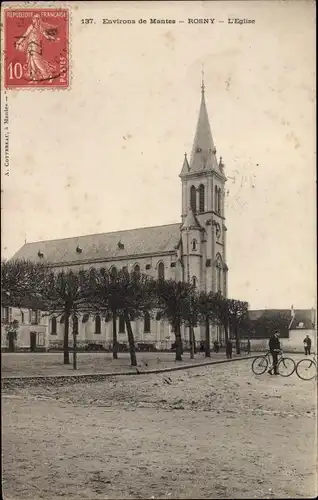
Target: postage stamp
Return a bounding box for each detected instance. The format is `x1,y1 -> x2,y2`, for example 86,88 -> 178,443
3,8 -> 69,89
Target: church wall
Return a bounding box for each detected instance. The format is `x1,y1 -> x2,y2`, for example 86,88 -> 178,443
48,312 -> 174,347
53,252 -> 179,281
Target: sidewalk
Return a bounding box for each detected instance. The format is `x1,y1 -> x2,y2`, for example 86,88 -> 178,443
1,353 -> 256,388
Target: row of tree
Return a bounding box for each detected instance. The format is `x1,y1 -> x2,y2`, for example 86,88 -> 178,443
1,259 -> 249,367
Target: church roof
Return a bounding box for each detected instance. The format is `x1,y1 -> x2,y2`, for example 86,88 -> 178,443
289,309 -> 316,330
12,223 -> 181,266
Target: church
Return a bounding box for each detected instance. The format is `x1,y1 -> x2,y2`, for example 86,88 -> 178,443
5,82 -> 229,351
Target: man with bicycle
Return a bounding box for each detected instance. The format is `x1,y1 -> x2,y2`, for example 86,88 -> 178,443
268,329 -> 281,375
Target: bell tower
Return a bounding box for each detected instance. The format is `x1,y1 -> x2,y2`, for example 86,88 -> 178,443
179,78 -> 228,296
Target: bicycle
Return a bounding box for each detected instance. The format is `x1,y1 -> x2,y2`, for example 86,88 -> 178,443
252,349 -> 296,377
295,352 -> 317,381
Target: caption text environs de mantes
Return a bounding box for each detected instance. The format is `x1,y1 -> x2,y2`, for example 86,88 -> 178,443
101,18 -> 256,25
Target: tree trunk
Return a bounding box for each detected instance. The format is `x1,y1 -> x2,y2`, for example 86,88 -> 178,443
205,317 -> 211,357
223,321 -> 229,343
124,314 -> 137,367
73,331 -> 77,370
63,308 -> 70,364
112,311 -> 118,359
193,329 -> 197,354
235,322 -> 240,354
189,325 -> 194,359
174,320 -> 182,361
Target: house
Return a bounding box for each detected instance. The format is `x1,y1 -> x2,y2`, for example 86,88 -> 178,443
247,307 -> 316,352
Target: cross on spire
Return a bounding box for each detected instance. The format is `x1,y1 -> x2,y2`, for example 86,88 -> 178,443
201,64 -> 205,94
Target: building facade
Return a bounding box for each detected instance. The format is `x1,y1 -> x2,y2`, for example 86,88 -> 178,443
2,83 -> 229,351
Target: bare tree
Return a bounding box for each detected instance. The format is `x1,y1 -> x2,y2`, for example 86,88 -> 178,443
39,269 -> 89,365
228,299 -> 249,354
155,279 -> 194,361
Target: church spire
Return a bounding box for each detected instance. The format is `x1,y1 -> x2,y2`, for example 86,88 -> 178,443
180,152 -> 190,175
201,65 -> 205,94
188,79 -> 219,173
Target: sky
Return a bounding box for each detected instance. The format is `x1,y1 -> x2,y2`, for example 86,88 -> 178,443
1,0 -> 316,310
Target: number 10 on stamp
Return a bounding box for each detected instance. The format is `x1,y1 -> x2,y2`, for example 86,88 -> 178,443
3,8 -> 70,89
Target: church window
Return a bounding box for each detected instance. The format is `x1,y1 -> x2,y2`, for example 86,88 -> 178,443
119,314 -> 125,333
158,262 -> 165,280
95,315 -> 101,334
190,185 -> 197,213
133,264 -> 140,277
144,312 -> 151,333
192,276 -> 197,288
110,266 -> 117,278
217,266 -> 222,292
192,239 -> 197,251
216,256 -> 223,293
217,188 -> 222,214
51,317 -> 57,335
214,186 -> 218,212
199,184 -> 205,213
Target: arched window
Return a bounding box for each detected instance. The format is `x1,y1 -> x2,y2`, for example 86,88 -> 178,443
216,256 -> 223,293
190,185 -> 197,213
158,262 -> 165,280
214,185 -> 218,212
95,315 -> 101,334
73,316 -> 79,335
110,266 -> 117,278
192,239 -> 197,251
199,184 -> 205,213
119,314 -> 125,333
51,317 -> 57,335
217,188 -> 222,214
133,264 -> 140,277
192,276 -> 197,288
217,266 -> 222,292
144,312 -> 151,333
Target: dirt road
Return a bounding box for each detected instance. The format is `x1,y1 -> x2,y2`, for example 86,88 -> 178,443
2,360 -> 317,499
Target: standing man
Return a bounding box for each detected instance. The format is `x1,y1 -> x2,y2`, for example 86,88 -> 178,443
268,330 -> 281,375
303,335 -> 312,356
247,338 -> 251,355
226,338 -> 233,359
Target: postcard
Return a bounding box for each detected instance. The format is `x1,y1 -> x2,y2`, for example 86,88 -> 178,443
1,1 -> 316,499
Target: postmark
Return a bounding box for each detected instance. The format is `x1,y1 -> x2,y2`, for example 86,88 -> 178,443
3,8 -> 69,89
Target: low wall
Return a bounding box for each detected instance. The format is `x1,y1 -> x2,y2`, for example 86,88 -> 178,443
250,329 -> 317,353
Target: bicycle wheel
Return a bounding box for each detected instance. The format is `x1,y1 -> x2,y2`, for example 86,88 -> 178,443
296,358 -> 317,381
277,357 -> 296,377
252,355 -> 269,375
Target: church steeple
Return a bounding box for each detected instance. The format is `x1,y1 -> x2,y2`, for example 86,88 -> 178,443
188,81 -> 220,174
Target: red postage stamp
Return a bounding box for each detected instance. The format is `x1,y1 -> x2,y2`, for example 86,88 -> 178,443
3,8 -> 69,89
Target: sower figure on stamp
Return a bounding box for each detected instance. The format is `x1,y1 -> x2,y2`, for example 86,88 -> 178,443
15,14 -> 59,83
268,329 -> 281,375
303,335 -> 312,356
